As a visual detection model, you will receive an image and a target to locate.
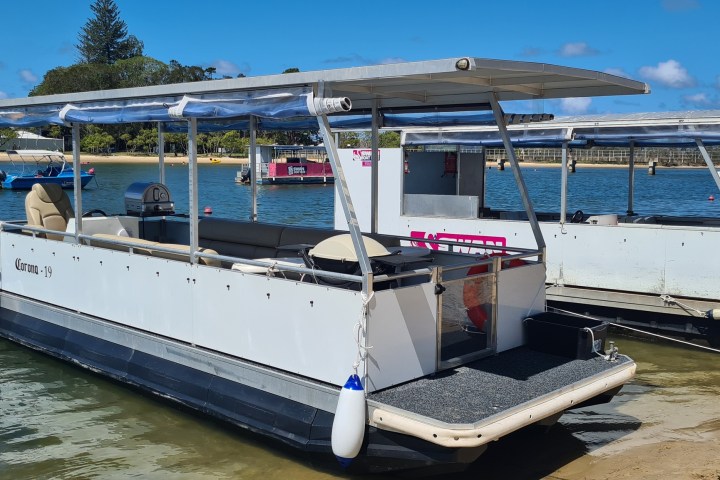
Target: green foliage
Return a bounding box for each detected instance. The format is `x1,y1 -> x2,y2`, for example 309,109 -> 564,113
282,68 -> 300,74
379,131 -> 401,148
220,131 -> 246,154
77,0 -> 143,64
338,132 -> 362,148
80,125 -> 114,153
0,128 -> 18,149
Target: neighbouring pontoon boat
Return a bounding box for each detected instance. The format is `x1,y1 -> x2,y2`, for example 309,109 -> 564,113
236,145 -> 333,185
372,111 -> 720,345
1,149 -> 95,190
0,57 -> 647,473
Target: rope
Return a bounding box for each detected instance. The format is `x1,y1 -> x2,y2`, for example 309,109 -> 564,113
548,306 -> 720,354
352,291 -> 374,376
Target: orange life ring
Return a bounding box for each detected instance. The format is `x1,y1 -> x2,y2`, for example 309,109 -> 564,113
462,253 -> 527,330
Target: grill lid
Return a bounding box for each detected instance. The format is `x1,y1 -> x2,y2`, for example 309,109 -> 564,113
309,234 -> 390,262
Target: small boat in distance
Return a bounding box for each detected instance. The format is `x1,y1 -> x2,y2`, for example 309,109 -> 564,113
1,149 -> 95,190
236,145 -> 333,185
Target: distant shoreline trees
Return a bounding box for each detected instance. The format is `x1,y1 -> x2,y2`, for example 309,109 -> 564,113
22,0 -> 403,153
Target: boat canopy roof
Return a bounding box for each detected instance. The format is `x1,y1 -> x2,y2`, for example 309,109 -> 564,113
402,110 -> 720,148
0,57 -> 648,128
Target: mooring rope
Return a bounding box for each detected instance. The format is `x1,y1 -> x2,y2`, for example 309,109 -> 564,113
547,306 -> 720,354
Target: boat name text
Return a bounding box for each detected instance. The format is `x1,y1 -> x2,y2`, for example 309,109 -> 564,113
15,258 -> 52,277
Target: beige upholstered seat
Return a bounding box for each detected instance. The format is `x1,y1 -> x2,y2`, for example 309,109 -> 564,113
24,184 -> 74,241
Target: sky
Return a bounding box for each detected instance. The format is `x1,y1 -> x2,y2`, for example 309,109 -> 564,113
0,0 -> 717,117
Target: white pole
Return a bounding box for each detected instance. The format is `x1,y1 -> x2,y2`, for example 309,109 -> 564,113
71,123 -> 82,242
187,118 -> 198,264
158,122 -> 166,184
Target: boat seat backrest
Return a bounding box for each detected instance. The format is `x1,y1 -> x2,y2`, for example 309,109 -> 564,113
25,183 -> 75,240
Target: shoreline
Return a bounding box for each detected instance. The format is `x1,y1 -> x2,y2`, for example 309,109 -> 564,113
0,153 -> 711,169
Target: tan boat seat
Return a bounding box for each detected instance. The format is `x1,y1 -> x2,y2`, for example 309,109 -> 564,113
24,183 -> 75,240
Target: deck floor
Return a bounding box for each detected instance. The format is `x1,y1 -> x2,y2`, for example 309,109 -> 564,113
369,347 -> 632,425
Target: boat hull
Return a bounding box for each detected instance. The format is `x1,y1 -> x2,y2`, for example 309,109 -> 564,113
0,294 -> 484,473
2,173 -> 95,190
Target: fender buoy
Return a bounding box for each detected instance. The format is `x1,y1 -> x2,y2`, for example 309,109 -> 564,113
88,167 -> 95,175
331,374 -> 366,467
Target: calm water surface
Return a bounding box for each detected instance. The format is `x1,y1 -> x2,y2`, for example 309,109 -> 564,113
0,163 -> 719,479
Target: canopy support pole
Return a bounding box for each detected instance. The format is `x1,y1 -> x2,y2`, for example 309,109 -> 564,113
71,123 -> 83,242
315,92 -> 373,297
489,94 -> 545,250
560,140 -> 569,224
158,123 -> 166,185
188,118 -> 198,264
250,116 -> 258,222
370,99 -> 379,233
696,138 -> 720,192
627,141 -> 635,216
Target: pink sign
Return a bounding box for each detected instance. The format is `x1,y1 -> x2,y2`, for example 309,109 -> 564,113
410,231 -> 507,255
352,149 -> 380,167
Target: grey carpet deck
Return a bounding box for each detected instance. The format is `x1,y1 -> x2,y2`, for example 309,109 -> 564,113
369,347 -> 631,425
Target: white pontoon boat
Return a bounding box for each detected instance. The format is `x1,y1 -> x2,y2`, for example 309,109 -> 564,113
374,111 -> 720,346
0,57 -> 647,473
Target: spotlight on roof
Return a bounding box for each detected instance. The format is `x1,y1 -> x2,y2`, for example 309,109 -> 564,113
455,58 -> 470,71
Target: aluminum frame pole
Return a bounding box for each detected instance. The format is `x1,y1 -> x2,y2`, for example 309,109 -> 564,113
696,138 -> 720,192
370,99 -> 379,233
158,122 -> 166,185
627,141 -> 635,216
249,116 -> 258,222
317,113 -> 373,295
187,118 -> 198,264
71,123 -> 82,242
560,140 -> 569,224
489,94 -> 545,249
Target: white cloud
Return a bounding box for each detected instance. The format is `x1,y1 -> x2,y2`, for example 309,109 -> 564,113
638,59 -> 694,88
604,68 -> 631,78
683,92 -> 713,106
0,91 -> 7,99
560,97 -> 592,114
19,69 -> 37,83
558,42 -> 599,57
212,59 -> 240,77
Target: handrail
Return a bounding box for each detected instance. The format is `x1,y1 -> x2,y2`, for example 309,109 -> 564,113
1,220 -> 536,285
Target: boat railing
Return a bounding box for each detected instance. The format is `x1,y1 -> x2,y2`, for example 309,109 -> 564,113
1,220 -> 539,290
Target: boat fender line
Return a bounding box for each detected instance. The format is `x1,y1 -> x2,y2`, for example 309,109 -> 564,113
331,291 -> 373,466
331,373 -> 366,466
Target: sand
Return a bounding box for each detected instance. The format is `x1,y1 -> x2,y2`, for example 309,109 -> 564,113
1,153 -> 704,170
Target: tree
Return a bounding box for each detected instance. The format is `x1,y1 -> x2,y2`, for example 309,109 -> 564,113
220,131 -> 245,155
0,128 -> 17,149
282,68 -> 300,74
77,0 -> 143,64
379,131 -> 400,148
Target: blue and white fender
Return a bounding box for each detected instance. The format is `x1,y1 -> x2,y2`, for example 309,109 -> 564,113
331,374 -> 366,466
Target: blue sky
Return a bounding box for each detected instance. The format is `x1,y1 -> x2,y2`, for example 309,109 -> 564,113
0,0 -> 716,116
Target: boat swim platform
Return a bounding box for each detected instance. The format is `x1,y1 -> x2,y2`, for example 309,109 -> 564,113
368,348 -> 634,447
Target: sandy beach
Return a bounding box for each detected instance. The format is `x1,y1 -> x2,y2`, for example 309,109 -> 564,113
1,152 -> 706,170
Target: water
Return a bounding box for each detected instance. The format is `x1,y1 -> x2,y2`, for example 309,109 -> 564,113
1,163 -> 719,479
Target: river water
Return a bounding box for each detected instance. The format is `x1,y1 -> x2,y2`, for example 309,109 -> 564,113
0,163 -> 719,479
